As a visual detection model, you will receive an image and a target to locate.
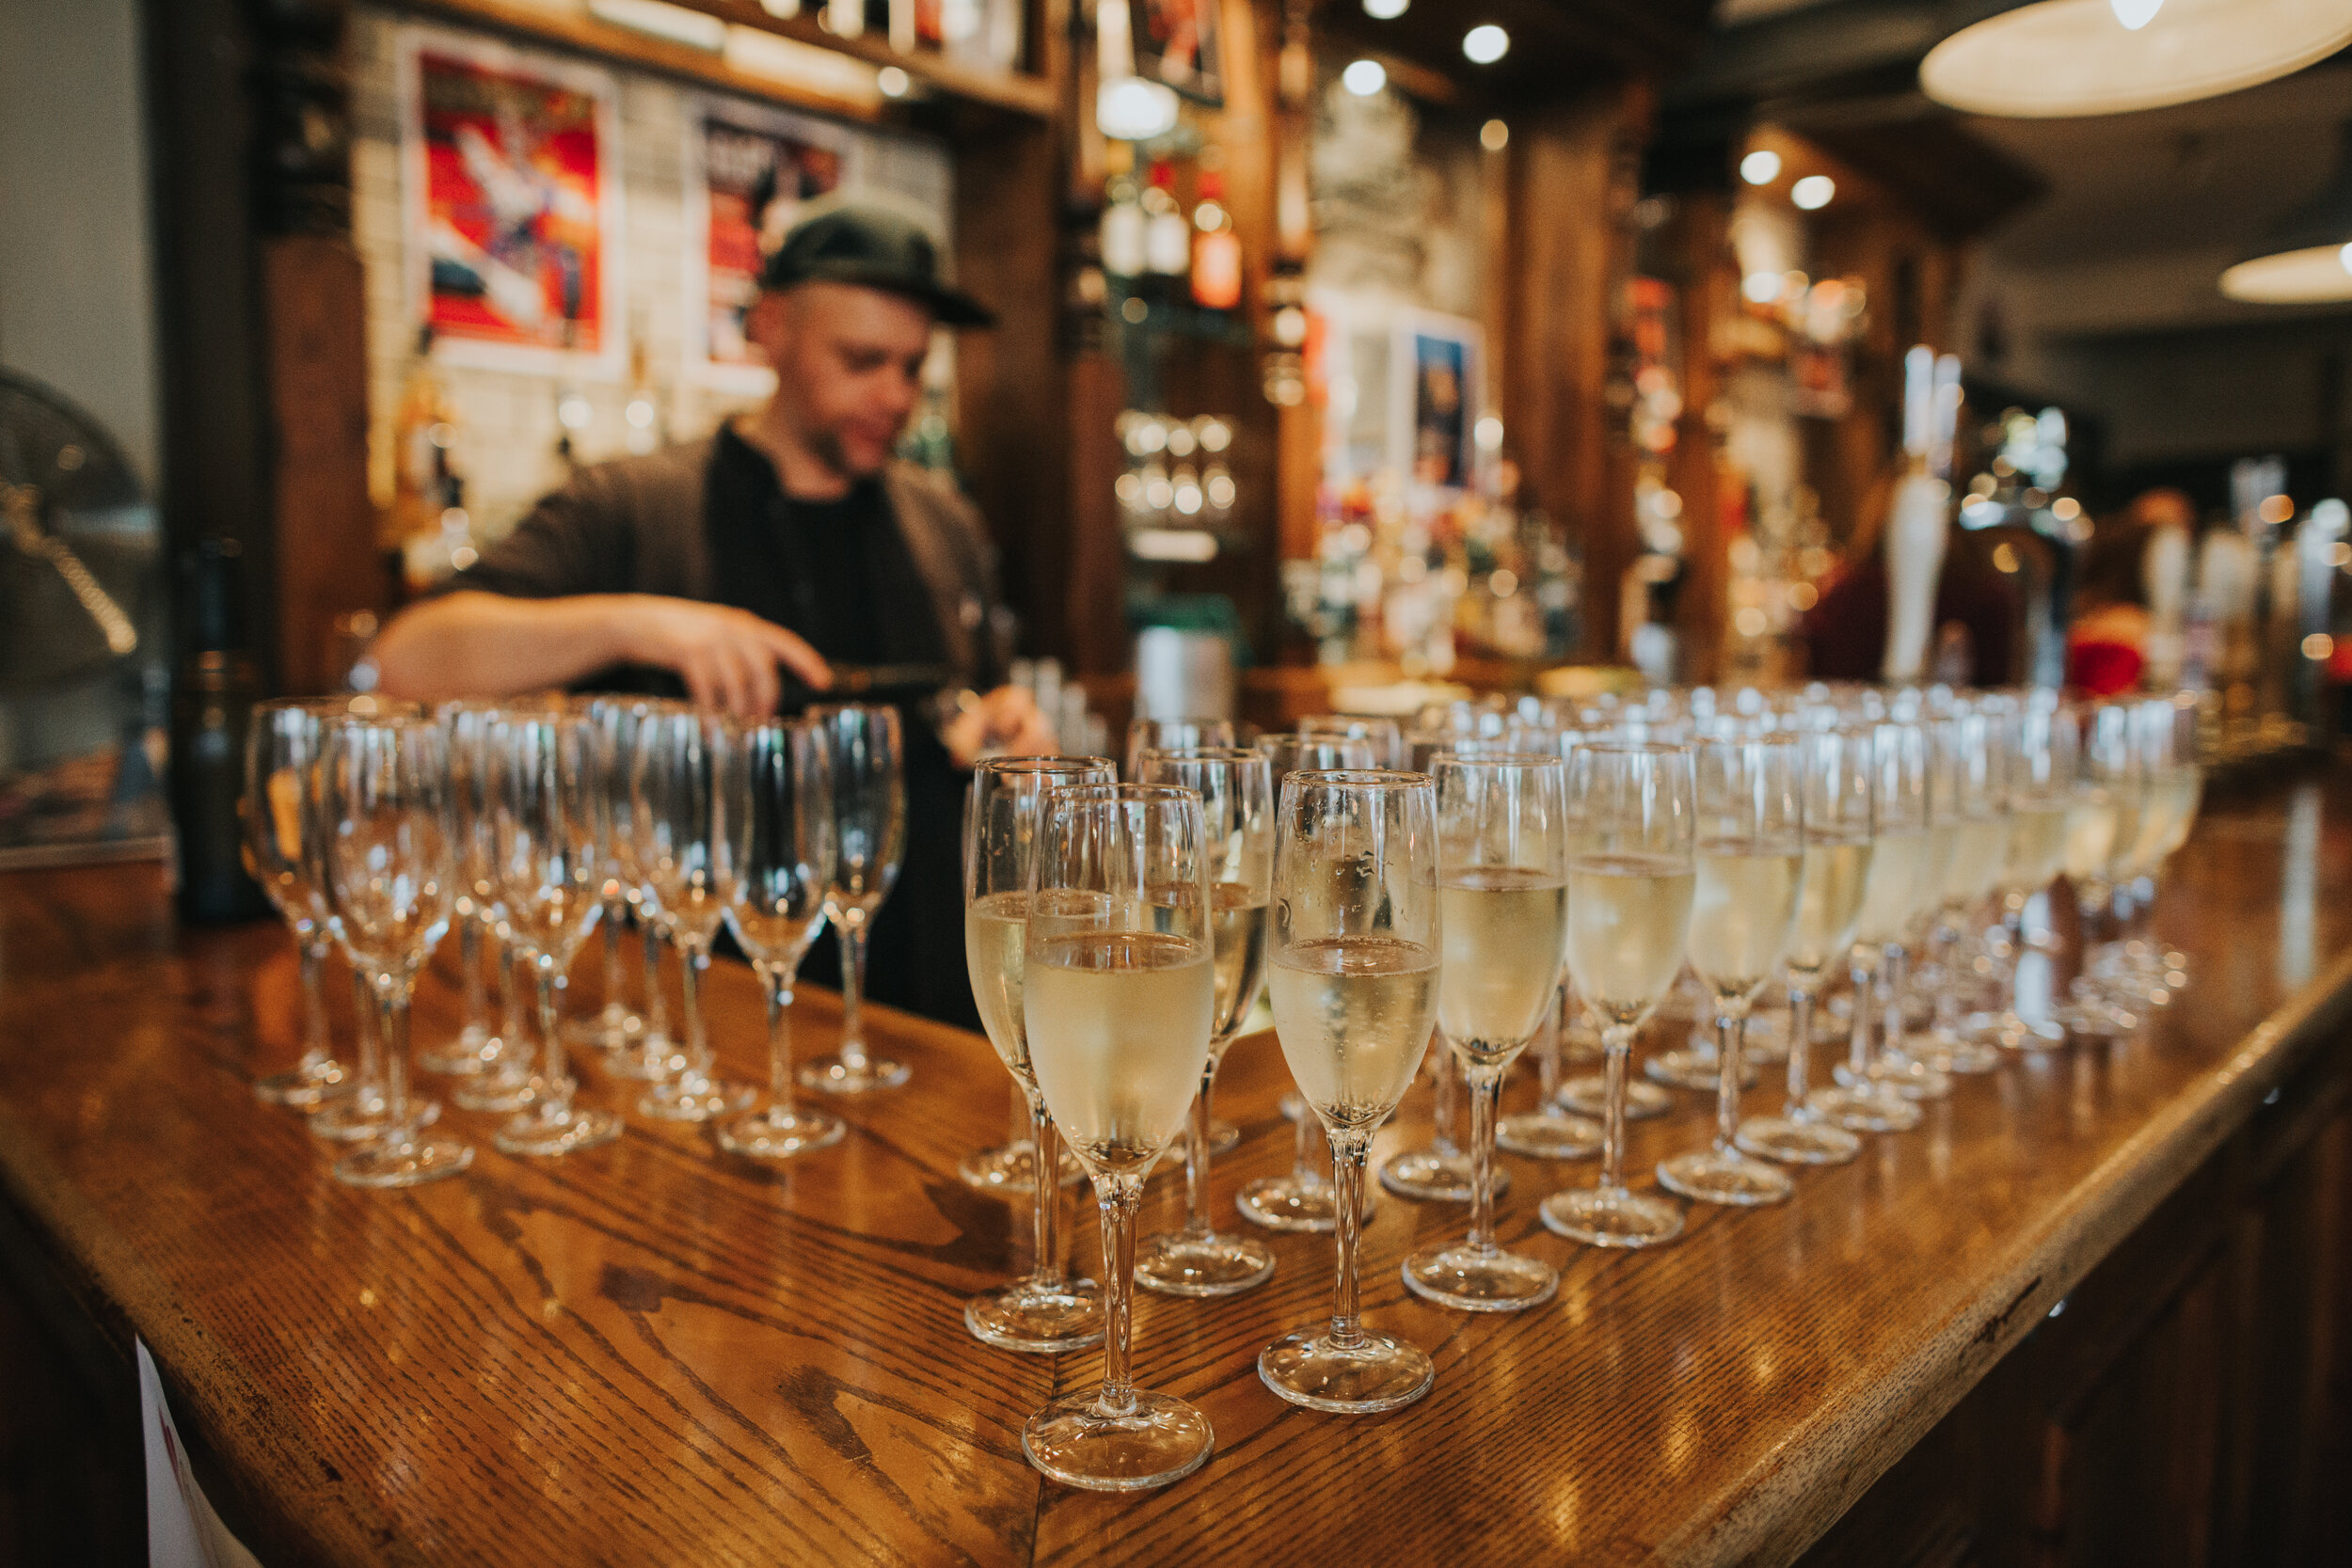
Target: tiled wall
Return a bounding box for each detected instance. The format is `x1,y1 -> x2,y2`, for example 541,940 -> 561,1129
348,6 -> 952,543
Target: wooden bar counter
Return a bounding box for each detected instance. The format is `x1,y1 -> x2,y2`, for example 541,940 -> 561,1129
3,769 -> 2351,1565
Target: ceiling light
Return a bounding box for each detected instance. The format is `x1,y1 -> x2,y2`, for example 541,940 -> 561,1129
1096,75 -> 1179,141
1363,0 -> 1408,17
1342,58 -> 1386,95
1462,24 -> 1509,64
1791,175 -> 1834,210
1740,150 -> 1781,186
1480,119 -> 1509,151
2221,123 -> 2352,304
1922,0 -> 2352,119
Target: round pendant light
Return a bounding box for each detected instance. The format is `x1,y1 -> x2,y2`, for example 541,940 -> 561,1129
2221,123 -> 2352,304
1921,0 -> 2352,119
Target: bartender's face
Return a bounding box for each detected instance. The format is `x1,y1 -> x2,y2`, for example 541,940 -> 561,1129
752,281 -> 931,480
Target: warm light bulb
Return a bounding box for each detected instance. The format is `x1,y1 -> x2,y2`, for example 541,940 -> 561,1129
877,65 -> 909,97
1463,24 -> 1509,64
1096,75 -> 1179,140
1740,150 -> 1782,185
1363,0 -> 1407,17
2110,0 -> 2163,29
2341,241 -> 2352,274
1342,58 -> 1386,95
1791,174 -> 1836,210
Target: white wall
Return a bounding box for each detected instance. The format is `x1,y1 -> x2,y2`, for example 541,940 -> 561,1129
0,0 -> 159,487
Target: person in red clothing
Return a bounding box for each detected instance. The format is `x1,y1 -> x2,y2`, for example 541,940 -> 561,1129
2063,489 -> 2191,696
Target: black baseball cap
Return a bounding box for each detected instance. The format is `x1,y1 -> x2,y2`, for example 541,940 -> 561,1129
759,202 -> 995,327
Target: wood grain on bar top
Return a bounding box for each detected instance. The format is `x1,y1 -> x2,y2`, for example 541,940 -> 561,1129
0,772 -> 2346,1566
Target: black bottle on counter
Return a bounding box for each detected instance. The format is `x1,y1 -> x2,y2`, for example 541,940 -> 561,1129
170,537 -> 269,923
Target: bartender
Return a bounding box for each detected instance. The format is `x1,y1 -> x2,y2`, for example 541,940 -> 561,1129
372,202 -> 1053,1029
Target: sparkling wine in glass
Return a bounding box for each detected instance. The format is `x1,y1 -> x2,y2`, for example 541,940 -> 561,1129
963,755 -> 1117,1354
2057,698 -> 2145,1037
801,704 -> 910,1094
1135,747 -> 1279,1298
632,706 -> 755,1121
1402,753 -> 1569,1310
1020,784 -> 1216,1490
1813,719 -> 1930,1132
319,714 -> 472,1187
244,699 -> 354,1109
1541,740 -> 1696,1249
1657,734 -> 1801,1206
1919,701 -> 2010,1075
715,716 -> 844,1159
1969,694 -> 2075,1052
1260,769 -> 1442,1412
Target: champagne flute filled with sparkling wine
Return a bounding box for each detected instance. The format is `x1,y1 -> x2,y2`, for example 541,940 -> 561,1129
1019,784 -> 1217,1491
1541,739 -> 1697,1249
1861,703 -> 1954,1105
2057,698 -> 2146,1037
1814,719 -> 1929,1133
1657,732 -> 1803,1207
963,755 -> 1118,1354
243,699 -> 355,1109
2107,692 -> 2201,992
1918,699 -> 2010,1075
713,715 -> 844,1160
1738,722 -> 1872,1167
1134,747 -> 1279,1299
1401,753 -> 1571,1311
1260,769 -> 1443,1412
1967,693 -> 2075,1053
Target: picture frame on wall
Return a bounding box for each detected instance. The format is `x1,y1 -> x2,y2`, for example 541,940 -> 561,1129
396,26 -> 624,377
1309,290 -> 1484,501
1135,0 -> 1222,105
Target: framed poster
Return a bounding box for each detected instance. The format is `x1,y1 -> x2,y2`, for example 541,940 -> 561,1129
396,27 -> 623,376
1309,292 -> 1484,501
683,98 -> 860,392
1136,0 -> 1222,104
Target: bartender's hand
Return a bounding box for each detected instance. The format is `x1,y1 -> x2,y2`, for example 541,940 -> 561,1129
942,685 -> 1059,768
619,597 -> 831,717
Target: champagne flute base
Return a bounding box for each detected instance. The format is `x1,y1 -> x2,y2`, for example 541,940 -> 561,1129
453,1069 -> 539,1114
1657,1148 -> 1793,1206
418,1024 -> 498,1077
1558,1074 -> 1671,1120
1736,1113 -> 1861,1165
333,1131 -> 472,1188
956,1139 -> 1085,1194
1135,1229 -> 1276,1297
1379,1146 -> 1495,1201
1837,1057 -> 1952,1101
603,1033 -> 683,1081
1811,1084 -> 1923,1132
1022,1388 -> 1212,1491
965,1277 -> 1104,1353
1925,1027 -> 2004,1075
495,1101 -> 622,1157
1400,1242 -> 1557,1311
1540,1186 -> 1685,1248
716,1105 -> 844,1159
639,1074 -> 756,1122
1257,1329 -> 1434,1414
564,1005 -> 642,1051
799,1053 -> 911,1094
310,1094 -> 439,1143
255,1059 -> 352,1109
1970,1008 -> 2067,1053
1647,1047 -> 1759,1093
1494,1110 -> 1600,1160
1235,1176 -> 1352,1233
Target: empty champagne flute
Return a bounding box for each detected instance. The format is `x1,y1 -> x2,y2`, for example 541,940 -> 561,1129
565,695 -> 646,1054
632,706 -> 754,1121
964,755 -> 1116,1353
1817,720 -> 1929,1131
1135,747 -> 1278,1298
423,702 -> 516,1085
1299,714 -> 1403,768
1541,740 -> 1696,1248
1124,717 -> 1234,780
598,698 -> 681,1083
1402,753 -> 1569,1310
1658,735 -> 1801,1206
1739,724 -> 1870,1166
319,714 -> 471,1187
1261,770 -> 1442,1411
1236,734 -> 1376,1233
1020,784 -> 1217,1490
244,699 -> 353,1108
802,705 -> 910,1093
715,716 -> 843,1159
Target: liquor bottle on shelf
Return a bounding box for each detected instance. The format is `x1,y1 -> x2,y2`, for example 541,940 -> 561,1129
1142,160 -> 1190,301
1190,167 -> 1241,314
170,538 -> 268,924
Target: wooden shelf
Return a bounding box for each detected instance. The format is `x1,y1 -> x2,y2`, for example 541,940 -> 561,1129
673,0 -> 1058,120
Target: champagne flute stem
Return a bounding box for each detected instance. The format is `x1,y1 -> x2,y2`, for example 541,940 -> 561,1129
1327,1130 -> 1371,1350
1883,946 -> 1908,1065
600,908 -> 625,1016
1026,1091 -> 1065,1291
641,923 -> 669,1042
297,935 -> 330,1066
1093,1174 -> 1142,1418
458,915 -> 485,1035
1849,953 -> 1876,1078
1465,1062 -> 1502,1254
1714,1010 -> 1744,1152
375,977 -> 409,1143
1536,1006 -> 1563,1103
839,924 -> 870,1073
680,940 -> 711,1075
1182,1051 -> 1221,1237
1599,1025 -> 1632,1196
1432,1045 -> 1459,1156
499,935 -> 526,1051
1787,987 -> 1814,1112
536,965 -> 570,1111
763,967 -> 797,1125
351,967 -> 381,1102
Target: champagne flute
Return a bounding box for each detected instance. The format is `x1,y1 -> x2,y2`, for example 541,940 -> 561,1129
424,702 -> 529,1096
1020,784 -> 1216,1490
2109,693 -> 2201,991
1124,717 -> 1234,781
2058,699 -> 2143,1037
564,695 -> 647,1054
1738,724 -> 1870,1166
318,714 -> 472,1187
1920,703 -> 2009,1074
715,716 -> 844,1158
964,755 -> 1117,1353
1816,720 -> 1930,1131
599,698 -> 682,1083
632,706 -> 755,1120
1299,714 -> 1403,768
1260,769 -> 1442,1411
1658,735 -> 1801,1205
1540,740 -> 1696,1249
1494,725 -> 1602,1163
1135,747 -> 1278,1298
1236,734 -> 1377,1233
1865,713 -> 1955,1102
243,699 -> 353,1108
1968,695 -> 2074,1053
1401,754 -> 1569,1310
801,704 -> 911,1094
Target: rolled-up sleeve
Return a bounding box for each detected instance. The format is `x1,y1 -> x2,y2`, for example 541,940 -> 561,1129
448,469 -> 629,600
